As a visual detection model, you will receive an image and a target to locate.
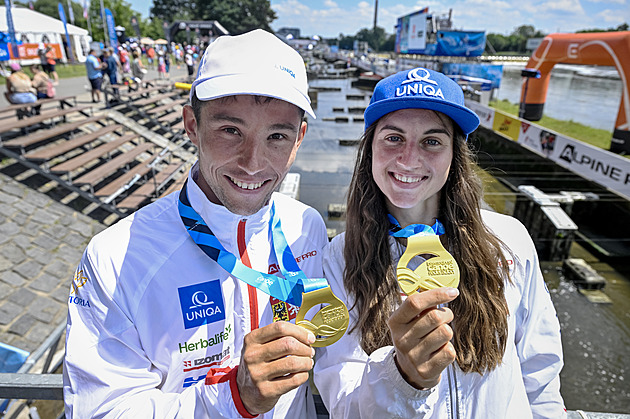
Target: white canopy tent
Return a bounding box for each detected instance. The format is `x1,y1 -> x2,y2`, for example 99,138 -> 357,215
0,6 -> 90,63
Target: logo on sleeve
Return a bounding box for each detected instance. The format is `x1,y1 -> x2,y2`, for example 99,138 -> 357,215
178,280 -> 225,329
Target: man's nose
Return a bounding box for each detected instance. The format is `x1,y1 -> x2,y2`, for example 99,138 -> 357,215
237,138 -> 265,174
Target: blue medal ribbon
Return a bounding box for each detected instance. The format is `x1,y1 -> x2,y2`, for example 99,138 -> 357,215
388,214 -> 445,238
178,180 -> 328,306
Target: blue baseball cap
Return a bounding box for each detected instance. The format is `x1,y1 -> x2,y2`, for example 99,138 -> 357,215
364,67 -> 480,136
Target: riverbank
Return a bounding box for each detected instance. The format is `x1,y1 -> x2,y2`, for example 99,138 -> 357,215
489,99 -> 613,150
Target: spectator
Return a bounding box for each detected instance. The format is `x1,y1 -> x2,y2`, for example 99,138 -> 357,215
157,50 -> 166,79
5,62 -> 37,104
131,50 -> 146,84
85,49 -> 105,103
44,45 -> 59,84
185,48 -> 194,78
147,45 -> 156,69
31,64 -> 55,99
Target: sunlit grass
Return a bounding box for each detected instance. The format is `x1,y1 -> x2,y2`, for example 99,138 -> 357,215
489,99 -> 612,150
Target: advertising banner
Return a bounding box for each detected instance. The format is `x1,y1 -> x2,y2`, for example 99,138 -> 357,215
0,42 -> 63,61
468,102 -> 630,200
492,111 -> 520,141
466,100 -> 495,129
442,63 -> 503,89
105,8 -> 118,49
395,7 -> 428,54
550,136 -> 630,200
434,31 -> 486,57
407,12 -> 426,51
518,122 -> 557,157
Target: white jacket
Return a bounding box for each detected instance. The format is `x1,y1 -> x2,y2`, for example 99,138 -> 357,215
63,167 -> 328,418
314,210 -> 566,419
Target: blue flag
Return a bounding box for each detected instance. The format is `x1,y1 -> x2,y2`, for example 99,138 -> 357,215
104,8 -> 118,49
5,0 -> 19,58
58,2 -> 75,62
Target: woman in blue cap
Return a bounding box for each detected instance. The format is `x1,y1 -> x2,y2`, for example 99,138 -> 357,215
314,67 -> 566,418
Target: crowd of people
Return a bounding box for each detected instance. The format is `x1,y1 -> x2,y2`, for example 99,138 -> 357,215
82,41 -> 202,103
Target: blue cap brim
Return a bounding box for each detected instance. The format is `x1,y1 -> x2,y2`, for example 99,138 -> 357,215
364,96 -> 480,135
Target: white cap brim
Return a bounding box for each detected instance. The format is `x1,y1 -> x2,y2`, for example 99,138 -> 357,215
193,72 -> 316,119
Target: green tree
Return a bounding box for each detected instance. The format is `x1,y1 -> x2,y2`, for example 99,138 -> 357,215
356,26 -> 387,52
29,0 -> 88,30
151,0 -> 276,35
88,0 -> 141,43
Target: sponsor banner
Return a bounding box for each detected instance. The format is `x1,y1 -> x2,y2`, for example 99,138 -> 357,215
518,122 -> 558,157
550,136 -> 630,200
395,7 -> 428,54
4,43 -> 62,60
466,100 -> 495,129
434,31 -> 486,57
492,110 -> 520,141
469,101 -> 630,200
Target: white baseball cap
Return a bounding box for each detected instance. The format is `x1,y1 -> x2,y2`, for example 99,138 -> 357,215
191,29 -> 315,119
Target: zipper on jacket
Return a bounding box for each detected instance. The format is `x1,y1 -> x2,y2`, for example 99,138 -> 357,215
238,219 -> 259,331
447,364 -> 460,419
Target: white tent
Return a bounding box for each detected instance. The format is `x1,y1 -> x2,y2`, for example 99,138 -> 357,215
0,6 -> 90,63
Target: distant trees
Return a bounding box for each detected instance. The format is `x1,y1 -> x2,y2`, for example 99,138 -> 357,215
486,25 -> 547,54
150,0 -> 276,35
577,23 -> 629,33
485,22 -> 629,54
328,26 -> 396,53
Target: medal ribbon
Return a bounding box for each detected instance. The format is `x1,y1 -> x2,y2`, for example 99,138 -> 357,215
178,180 -> 349,346
178,180 -> 327,306
388,214 -> 445,238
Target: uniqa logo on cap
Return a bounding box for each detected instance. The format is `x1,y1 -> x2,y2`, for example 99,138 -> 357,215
396,68 -> 445,100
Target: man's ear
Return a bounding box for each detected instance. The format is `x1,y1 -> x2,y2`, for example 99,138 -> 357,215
296,120 -> 307,148
182,104 -> 199,147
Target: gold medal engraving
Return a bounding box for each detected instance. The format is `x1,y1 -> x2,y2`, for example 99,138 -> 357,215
296,286 -> 349,347
396,235 -> 460,295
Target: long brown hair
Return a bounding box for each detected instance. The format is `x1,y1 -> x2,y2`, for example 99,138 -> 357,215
343,117 -> 511,374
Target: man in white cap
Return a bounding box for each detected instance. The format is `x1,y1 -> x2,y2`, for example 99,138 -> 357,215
64,30 -> 327,418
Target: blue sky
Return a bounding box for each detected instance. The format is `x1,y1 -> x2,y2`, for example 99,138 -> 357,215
128,0 -> 629,37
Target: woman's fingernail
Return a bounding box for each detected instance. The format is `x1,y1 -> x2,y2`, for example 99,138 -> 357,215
446,288 -> 459,298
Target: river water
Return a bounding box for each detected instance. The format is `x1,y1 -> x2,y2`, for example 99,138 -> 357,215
495,64 -> 623,131
293,75 -> 630,414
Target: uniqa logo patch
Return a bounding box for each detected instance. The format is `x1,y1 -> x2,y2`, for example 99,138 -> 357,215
396,68 -> 445,100
178,280 -> 226,329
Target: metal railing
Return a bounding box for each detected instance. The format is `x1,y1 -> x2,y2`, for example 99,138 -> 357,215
0,322 -> 65,418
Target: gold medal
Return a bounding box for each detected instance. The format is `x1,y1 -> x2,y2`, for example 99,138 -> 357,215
396,234 -> 460,295
296,286 -> 349,347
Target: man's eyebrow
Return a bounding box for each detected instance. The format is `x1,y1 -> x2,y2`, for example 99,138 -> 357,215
208,116 -> 298,132
269,122 -> 299,132
209,114 -> 245,125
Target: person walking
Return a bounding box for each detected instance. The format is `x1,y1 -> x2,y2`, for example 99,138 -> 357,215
85,49 -> 105,103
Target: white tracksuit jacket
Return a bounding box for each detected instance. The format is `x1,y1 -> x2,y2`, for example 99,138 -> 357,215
63,168 -> 328,418
314,210 -> 566,419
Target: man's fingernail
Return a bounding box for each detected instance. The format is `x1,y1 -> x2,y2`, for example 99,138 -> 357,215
446,288 -> 459,298
307,331 -> 316,344
311,347 -> 316,357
